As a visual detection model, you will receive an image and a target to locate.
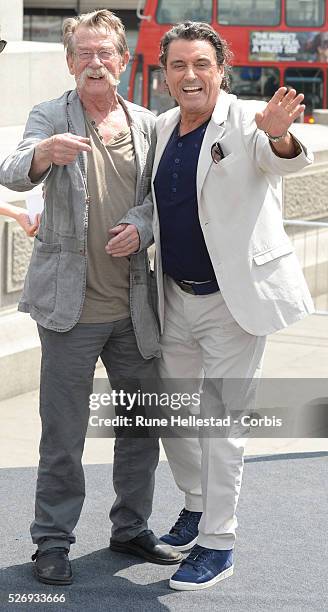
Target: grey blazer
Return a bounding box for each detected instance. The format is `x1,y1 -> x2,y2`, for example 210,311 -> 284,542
0,90 -> 160,359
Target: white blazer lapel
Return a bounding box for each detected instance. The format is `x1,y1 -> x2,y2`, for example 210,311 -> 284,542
196,91 -> 235,202
152,107 -> 180,235
152,107 -> 180,181
196,121 -> 225,203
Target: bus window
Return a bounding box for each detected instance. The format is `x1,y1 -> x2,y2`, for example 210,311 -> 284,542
218,0 -> 280,26
284,68 -> 323,114
231,67 -> 280,100
286,0 -> 325,27
156,0 -> 212,24
149,67 -> 177,115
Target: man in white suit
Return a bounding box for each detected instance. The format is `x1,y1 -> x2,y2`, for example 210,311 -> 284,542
150,22 -> 314,590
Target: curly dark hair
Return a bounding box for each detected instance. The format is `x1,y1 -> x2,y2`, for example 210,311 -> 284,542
159,22 -> 233,91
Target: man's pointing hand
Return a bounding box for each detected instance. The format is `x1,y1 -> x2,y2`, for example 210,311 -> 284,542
29,133 -> 91,182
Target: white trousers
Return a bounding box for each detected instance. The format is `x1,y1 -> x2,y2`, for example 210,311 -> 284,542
158,277 -> 267,550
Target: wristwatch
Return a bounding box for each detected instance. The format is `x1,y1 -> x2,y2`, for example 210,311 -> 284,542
266,131 -> 303,156
265,130 -> 288,142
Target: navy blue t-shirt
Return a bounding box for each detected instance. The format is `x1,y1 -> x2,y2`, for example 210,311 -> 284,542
154,119 -> 216,282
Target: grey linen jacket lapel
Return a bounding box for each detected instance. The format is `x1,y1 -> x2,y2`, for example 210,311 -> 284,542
67,89 -> 89,179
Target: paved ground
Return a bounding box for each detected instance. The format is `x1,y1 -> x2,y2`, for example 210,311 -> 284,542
0,314 -> 327,610
0,456 -> 327,612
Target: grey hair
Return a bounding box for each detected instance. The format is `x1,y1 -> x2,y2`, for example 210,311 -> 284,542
159,21 -> 233,91
62,9 -> 128,57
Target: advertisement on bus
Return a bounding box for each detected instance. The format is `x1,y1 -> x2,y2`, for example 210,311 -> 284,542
250,30 -> 328,62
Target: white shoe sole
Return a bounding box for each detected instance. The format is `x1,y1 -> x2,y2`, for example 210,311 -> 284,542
162,536 -> 198,552
169,565 -> 234,591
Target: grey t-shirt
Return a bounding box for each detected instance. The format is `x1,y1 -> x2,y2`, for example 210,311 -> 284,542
79,118 -> 137,323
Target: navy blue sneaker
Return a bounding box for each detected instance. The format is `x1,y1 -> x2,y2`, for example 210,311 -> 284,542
160,508 -> 202,551
169,545 -> 233,590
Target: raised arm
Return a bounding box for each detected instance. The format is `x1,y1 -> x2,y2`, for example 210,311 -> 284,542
255,87 -> 305,158
0,102 -> 91,190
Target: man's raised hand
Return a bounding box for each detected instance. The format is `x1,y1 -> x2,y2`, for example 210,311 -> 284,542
255,87 -> 305,137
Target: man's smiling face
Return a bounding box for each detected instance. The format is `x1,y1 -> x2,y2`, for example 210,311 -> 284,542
164,39 -> 224,116
67,26 -> 129,96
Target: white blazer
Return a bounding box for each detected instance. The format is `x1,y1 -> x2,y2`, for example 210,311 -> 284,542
152,91 -> 314,336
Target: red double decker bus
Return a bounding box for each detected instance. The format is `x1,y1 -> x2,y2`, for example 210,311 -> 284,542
128,0 -> 328,121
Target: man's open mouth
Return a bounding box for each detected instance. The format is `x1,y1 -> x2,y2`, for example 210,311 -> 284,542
182,86 -> 202,94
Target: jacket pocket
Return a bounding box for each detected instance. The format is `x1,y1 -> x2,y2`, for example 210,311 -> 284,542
28,238 -> 61,315
253,242 -> 294,266
212,153 -> 237,170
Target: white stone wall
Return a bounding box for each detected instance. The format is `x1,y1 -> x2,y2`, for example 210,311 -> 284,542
0,0 -> 23,42
0,41 -> 75,127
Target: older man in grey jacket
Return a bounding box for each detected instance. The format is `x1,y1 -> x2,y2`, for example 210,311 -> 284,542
0,10 -> 182,585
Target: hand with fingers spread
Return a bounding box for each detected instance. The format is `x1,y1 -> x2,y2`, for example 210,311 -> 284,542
105,223 -> 140,257
255,87 -> 305,138
29,133 -> 91,182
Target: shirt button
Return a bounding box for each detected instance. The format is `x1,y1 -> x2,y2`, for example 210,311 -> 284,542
175,158 -> 180,164
172,173 -> 178,179
177,142 -> 183,148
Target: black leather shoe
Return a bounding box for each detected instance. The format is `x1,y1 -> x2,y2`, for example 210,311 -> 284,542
31,547 -> 73,585
109,529 -> 183,565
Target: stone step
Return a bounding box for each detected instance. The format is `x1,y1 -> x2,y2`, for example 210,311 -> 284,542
0,309 -> 40,401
